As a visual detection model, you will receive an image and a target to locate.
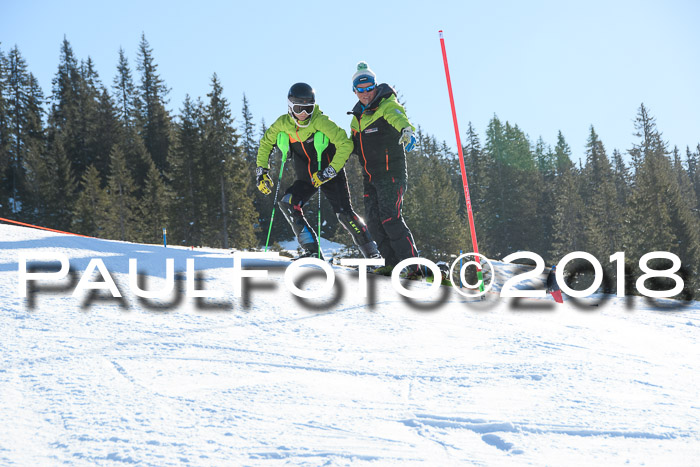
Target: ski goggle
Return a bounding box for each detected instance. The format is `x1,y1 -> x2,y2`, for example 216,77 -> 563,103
288,101 -> 314,115
354,84 -> 376,93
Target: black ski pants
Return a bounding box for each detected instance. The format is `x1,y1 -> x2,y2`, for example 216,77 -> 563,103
362,177 -> 418,266
281,164 -> 373,250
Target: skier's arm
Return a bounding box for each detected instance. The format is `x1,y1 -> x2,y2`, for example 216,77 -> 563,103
380,98 -> 415,134
256,116 -> 287,169
316,113 -> 354,173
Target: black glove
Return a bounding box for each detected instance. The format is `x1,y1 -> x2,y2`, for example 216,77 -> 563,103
256,166 -> 273,195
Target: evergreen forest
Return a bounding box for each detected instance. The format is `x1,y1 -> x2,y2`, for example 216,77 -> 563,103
2,36 -> 699,294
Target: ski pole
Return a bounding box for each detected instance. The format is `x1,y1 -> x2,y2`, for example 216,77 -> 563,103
264,133 -> 290,252
439,30 -> 484,293
317,145 -> 322,259
313,132 -> 330,260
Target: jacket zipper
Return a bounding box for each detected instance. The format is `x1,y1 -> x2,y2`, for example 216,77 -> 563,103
296,127 -> 314,179
357,115 -> 372,182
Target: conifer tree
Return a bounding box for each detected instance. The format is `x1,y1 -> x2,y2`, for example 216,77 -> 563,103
627,104 -> 700,293
549,157 -> 586,261
112,47 -> 137,127
93,89 -> 121,181
553,131 -> 573,176
201,73 -> 256,249
627,105 -> 676,256
20,74 -> 52,223
111,46 -> 152,189
483,117 -> 540,258
611,149 -> 632,209
672,146 -> 698,212
42,134 -> 77,230
139,158 -> 170,244
532,136 -> 556,260
463,122 -> 493,257
3,48 -> 47,220
168,95 -> 204,246
105,145 -> 138,241
47,37 -> 88,185
240,93 -> 257,164
581,126 -> 624,263
135,33 -> 171,174
535,136 -> 555,179
403,151 -> 463,259
72,165 -> 108,236
686,145 -> 700,214
0,46 -> 11,214
74,57 -> 102,178
5,46 -> 37,213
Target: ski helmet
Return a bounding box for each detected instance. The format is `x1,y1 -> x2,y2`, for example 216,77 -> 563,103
287,83 -> 315,124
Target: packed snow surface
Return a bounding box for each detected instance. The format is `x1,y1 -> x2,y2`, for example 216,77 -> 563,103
0,223 -> 698,465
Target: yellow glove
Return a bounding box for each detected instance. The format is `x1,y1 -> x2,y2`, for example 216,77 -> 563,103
311,166 -> 337,188
256,167 -> 273,195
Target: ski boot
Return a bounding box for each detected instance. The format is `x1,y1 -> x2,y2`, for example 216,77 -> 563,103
294,243 -> 325,261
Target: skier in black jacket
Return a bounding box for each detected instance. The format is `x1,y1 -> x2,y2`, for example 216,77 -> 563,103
348,62 -> 420,277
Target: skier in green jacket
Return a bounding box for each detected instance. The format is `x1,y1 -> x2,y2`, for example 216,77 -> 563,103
348,62 -> 420,277
256,82 -> 380,260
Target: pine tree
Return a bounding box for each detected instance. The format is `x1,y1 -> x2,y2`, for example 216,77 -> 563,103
5,46 -> 35,213
611,149 -> 632,209
135,33 -> 171,174
72,165 -> 108,237
75,57 -> 102,178
240,93 -> 257,165
463,123 -> 493,257
139,158 -> 170,244
549,157 -> 586,261
42,134 -> 77,230
104,145 -> 138,241
168,95 -> 204,246
627,104 -> 700,293
48,37 -> 80,140
112,47 -> 137,127
403,151 -> 463,260
47,37 -> 99,183
580,126 -> 624,263
0,45 -> 11,214
627,105 -> 676,256
20,73 -> 53,223
553,131 -> 573,175
686,145 -> 700,215
672,146 -> 698,213
93,88 -> 121,181
483,117 -> 540,258
532,136 -> 556,261
201,73 -> 256,249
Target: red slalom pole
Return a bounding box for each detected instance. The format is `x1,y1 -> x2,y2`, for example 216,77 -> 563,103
439,30 -> 484,292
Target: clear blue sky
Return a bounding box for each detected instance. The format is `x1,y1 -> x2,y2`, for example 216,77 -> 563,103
2,0 -> 699,164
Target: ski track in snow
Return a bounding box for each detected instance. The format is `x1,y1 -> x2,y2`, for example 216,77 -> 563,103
1,223 -> 699,465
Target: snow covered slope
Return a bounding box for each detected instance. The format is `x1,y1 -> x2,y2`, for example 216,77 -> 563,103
1,223 -> 698,465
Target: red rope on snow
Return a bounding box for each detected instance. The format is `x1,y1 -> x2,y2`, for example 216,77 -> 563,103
0,217 -> 94,238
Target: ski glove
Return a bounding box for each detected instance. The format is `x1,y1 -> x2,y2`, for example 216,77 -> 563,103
311,166 -> 337,188
256,166 -> 273,195
398,127 -> 416,152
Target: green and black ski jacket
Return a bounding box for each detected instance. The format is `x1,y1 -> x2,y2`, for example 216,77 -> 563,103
256,106 -> 353,179
349,84 -> 415,183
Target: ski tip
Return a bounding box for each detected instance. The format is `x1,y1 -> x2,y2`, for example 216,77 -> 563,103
439,30 -> 444,38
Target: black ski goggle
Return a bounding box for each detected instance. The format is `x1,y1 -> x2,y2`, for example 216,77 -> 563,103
289,101 -> 314,115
